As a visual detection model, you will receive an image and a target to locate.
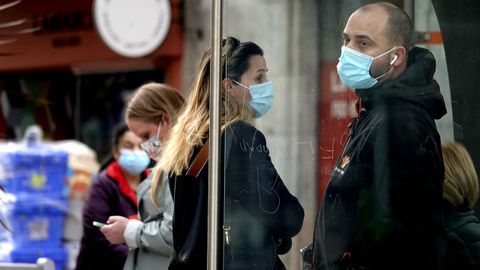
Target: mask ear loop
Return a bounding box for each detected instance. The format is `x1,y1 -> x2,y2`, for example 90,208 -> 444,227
373,47 -> 396,60
155,122 -> 162,139
374,49 -> 397,80
232,79 -> 249,90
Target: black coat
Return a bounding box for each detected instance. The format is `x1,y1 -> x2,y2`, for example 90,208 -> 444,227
313,47 -> 447,270
168,121 -> 304,270
444,205 -> 480,270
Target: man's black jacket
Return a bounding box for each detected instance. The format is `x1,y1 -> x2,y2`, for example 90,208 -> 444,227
313,47 -> 447,270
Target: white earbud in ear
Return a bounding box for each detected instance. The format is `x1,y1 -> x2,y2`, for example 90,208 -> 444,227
390,55 -> 398,65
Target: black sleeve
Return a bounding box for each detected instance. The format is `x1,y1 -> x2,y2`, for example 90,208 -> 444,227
224,121 -> 304,238
81,174 -> 129,259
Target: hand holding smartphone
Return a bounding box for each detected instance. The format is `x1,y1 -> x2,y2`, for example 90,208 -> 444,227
93,221 -> 106,228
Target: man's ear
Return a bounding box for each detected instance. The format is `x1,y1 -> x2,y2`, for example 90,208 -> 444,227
391,46 -> 407,67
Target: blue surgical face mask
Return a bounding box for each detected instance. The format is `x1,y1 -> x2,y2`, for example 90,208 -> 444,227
118,149 -> 150,175
140,123 -> 162,160
233,80 -> 275,118
336,46 -> 396,89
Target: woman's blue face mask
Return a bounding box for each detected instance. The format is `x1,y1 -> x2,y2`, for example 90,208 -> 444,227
118,149 -> 150,175
233,80 -> 275,118
336,46 -> 396,89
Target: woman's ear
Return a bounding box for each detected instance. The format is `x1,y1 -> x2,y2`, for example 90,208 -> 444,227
222,78 -> 233,92
161,113 -> 170,126
112,145 -> 120,160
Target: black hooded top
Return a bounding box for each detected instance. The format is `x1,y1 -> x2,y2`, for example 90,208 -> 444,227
313,47 -> 447,270
444,203 -> 480,270
357,46 -> 447,120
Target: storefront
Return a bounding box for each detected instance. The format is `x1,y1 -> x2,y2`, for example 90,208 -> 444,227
0,0 -> 183,160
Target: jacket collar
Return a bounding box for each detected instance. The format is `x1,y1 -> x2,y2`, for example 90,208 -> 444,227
355,47 -> 447,120
106,161 -> 141,206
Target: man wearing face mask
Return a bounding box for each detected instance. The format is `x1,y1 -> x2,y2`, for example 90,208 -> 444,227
313,2 -> 446,270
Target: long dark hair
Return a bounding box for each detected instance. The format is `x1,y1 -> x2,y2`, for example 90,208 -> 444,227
151,37 -> 264,205
99,122 -> 129,171
157,36 -> 264,175
224,37 -> 264,81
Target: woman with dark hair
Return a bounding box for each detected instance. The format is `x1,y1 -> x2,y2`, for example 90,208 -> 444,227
154,37 -> 304,269
76,122 -> 150,270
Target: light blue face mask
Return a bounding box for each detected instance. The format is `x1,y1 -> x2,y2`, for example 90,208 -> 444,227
234,80 -> 275,118
336,46 -> 396,89
140,123 -> 162,160
118,149 -> 150,175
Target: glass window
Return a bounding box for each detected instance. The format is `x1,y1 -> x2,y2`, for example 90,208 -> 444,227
218,0 -> 480,269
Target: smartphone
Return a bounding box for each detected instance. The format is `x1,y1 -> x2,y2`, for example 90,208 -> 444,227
93,221 -> 106,228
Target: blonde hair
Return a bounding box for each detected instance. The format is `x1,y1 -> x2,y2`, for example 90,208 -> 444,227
125,82 -> 184,126
442,141 -> 479,208
151,37 -> 263,205
124,82 -> 184,207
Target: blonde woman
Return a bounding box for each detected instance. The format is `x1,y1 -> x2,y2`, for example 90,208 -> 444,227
154,37 -> 304,270
442,141 -> 480,270
100,82 -> 184,270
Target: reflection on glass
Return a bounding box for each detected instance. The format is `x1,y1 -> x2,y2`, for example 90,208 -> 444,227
314,2 -> 447,270
220,0 -> 480,269
223,37 -> 305,269
162,35 -> 304,269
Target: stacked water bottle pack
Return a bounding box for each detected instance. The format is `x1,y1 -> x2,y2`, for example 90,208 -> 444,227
0,126 -> 68,270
